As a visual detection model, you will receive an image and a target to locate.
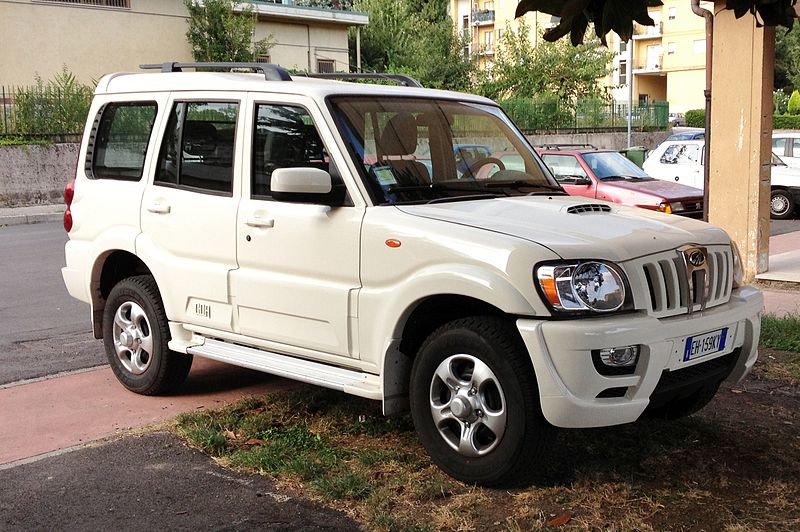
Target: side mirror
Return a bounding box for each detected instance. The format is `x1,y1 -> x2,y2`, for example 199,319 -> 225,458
574,176 -> 592,186
271,167 -> 343,205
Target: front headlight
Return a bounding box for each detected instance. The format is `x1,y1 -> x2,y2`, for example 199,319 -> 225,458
536,261 -> 629,314
658,201 -> 685,214
730,240 -> 744,288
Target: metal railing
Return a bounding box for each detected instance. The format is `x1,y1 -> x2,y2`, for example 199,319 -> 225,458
500,99 -> 670,133
34,0 -> 130,7
1,85 -> 90,138
472,9 -> 495,24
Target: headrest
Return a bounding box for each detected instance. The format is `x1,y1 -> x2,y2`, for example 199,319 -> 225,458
379,112 -> 418,156
183,120 -> 217,141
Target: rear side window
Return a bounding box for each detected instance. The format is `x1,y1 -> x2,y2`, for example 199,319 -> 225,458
90,102 -> 157,181
660,143 -> 701,165
155,101 -> 238,194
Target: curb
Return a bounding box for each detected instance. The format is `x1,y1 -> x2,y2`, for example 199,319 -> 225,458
0,207 -> 65,227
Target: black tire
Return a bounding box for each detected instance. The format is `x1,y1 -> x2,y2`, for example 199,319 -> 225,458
409,316 -> 551,487
644,383 -> 719,420
770,189 -> 795,220
103,275 -> 192,395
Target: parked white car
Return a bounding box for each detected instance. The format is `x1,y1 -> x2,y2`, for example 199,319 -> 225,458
62,62 -> 762,486
772,131 -> 800,169
644,139 -> 800,218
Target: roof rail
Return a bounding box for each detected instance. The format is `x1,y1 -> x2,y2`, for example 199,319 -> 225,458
140,62 -> 292,82
537,143 -> 597,150
299,72 -> 423,88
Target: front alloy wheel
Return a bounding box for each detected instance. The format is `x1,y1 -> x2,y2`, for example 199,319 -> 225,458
429,354 -> 507,457
410,316 -> 551,487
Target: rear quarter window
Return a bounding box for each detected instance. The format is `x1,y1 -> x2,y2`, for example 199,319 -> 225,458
88,102 -> 158,181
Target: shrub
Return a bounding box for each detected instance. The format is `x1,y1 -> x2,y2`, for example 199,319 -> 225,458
11,67 -> 92,136
774,89 -> 790,114
787,90 -> 800,115
685,108 -> 705,128
774,114 -> 800,129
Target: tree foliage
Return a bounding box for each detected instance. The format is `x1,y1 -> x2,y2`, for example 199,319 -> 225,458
775,26 -> 800,93
184,0 -> 274,62
349,0 -> 473,90
515,0 -> 797,47
11,67 -> 92,135
475,22 -> 613,103
788,90 -> 800,115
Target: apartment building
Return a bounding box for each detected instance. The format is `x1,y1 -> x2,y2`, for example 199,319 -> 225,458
606,0 -> 711,112
450,1 -> 708,112
448,0 -> 553,68
0,0 -> 368,87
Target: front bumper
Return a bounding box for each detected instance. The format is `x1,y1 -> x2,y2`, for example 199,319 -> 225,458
517,286 -> 762,428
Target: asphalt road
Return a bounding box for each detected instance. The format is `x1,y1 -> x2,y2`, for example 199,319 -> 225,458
0,222 -> 103,385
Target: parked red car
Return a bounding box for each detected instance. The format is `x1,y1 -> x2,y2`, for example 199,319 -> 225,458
535,146 -> 704,217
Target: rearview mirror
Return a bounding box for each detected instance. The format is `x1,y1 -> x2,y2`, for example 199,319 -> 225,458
272,167 -> 343,206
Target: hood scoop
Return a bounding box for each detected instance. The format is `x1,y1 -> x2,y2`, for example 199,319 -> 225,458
566,203 -> 612,214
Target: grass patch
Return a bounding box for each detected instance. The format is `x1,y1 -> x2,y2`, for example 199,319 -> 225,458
175,375 -> 799,530
761,313 -> 800,352
0,136 -> 50,146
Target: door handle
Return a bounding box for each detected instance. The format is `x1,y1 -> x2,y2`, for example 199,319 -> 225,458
246,217 -> 274,228
147,203 -> 171,214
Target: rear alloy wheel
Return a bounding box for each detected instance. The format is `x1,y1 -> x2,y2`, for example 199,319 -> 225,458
410,317 -> 551,487
103,275 -> 192,395
770,189 -> 794,219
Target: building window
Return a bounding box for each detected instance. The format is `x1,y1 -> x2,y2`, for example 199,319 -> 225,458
484,29 -> 494,49
667,42 -> 676,55
317,59 -> 335,73
668,7 -> 677,20
256,55 -> 272,64
693,39 -> 706,54
620,41 -> 627,53
618,60 -> 627,85
38,0 -> 130,7
484,1 -> 493,11
463,15 -> 469,30
497,28 -> 505,41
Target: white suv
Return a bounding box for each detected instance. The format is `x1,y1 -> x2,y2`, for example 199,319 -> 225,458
62,63 -> 762,486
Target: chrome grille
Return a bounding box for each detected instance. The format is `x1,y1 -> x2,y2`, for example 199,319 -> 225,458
629,245 -> 732,318
566,204 -> 611,214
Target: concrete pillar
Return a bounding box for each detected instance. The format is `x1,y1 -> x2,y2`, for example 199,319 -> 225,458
708,2 -> 773,281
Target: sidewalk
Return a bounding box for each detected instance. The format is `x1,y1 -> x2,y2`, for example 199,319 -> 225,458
0,204 -> 65,226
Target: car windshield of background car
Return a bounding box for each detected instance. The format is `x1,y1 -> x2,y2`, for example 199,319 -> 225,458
330,97 -> 561,205
582,152 -> 652,180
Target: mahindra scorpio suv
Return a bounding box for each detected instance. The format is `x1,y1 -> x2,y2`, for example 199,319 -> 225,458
62,63 -> 763,486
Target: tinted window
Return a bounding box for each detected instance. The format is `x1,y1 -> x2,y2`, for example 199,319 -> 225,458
91,102 -> 157,181
792,138 -> 800,156
155,101 -> 238,194
252,104 -> 338,198
772,137 -> 786,155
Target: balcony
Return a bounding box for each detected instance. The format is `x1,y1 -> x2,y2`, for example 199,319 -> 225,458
247,0 -> 369,26
475,44 -> 495,56
472,9 -> 495,26
632,21 -> 663,39
633,56 -> 665,75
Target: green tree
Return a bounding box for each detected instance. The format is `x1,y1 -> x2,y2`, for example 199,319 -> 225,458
184,0 -> 274,62
476,22 -> 613,103
349,0 -> 474,90
788,90 -> 800,115
775,26 -> 800,93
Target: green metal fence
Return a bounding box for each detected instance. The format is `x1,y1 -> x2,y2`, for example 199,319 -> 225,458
1,84 -> 91,138
500,99 -> 669,133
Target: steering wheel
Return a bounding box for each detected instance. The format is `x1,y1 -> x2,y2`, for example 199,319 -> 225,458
466,157 -> 505,177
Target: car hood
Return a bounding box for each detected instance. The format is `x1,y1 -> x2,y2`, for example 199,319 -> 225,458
602,178 -> 703,201
397,196 -> 729,261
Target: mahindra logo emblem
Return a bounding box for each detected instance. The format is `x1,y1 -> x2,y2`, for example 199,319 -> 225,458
678,245 -> 710,315
688,250 -> 706,267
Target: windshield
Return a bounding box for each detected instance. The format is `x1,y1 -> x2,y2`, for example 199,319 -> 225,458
329,97 -> 561,205
582,152 -> 652,180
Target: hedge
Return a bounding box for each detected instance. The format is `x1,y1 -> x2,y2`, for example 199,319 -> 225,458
685,109 -> 705,128
774,114 -> 800,129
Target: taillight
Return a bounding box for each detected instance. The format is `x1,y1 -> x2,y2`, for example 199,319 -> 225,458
64,179 -> 75,232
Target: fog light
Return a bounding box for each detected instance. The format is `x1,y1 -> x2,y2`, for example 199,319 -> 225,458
598,346 -> 640,367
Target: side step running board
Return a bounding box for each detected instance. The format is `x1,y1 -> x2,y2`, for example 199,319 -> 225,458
187,339 -> 382,400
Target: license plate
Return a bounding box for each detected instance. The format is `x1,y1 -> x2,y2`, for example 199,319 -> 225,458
683,328 -> 728,362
